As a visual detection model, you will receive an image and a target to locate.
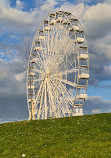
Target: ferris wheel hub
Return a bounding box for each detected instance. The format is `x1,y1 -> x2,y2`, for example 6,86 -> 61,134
45,73 -> 49,79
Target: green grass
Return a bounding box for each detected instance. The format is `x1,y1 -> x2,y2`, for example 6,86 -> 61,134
0,113 -> 111,158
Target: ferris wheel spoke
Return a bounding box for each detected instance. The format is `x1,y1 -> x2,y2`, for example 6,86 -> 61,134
51,67 -> 77,77
51,26 -> 71,63
49,41 -> 77,75
49,80 -> 62,117
67,58 -> 75,69
62,31 -> 76,53
41,104 -> 44,119
49,27 -> 54,59
33,81 -> 44,108
47,22 -> 50,59
58,23 -> 69,46
55,78 -> 74,98
32,68 -> 42,74
51,78 -> 71,100
51,26 -> 60,58
50,26 -> 59,59
50,80 -> 65,104
32,45 -> 45,67
58,30 -> 70,52
33,39 -> 45,59
50,79 -> 71,115
45,80 -> 47,119
52,29 -> 69,61
43,32 -> 47,62
30,55 -> 44,71
47,80 -> 57,118
38,54 -> 46,70
34,78 -> 44,83
57,30 -> 75,57
50,81 -> 73,106
50,80 -> 61,103
51,76 -> 76,87
37,82 -> 45,119
60,81 -> 74,102
49,23 -> 56,59
34,81 -> 43,89
44,31 -> 54,64
49,53 -> 75,76
51,24 -> 69,61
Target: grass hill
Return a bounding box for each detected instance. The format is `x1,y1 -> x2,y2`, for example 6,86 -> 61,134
0,113 -> 111,158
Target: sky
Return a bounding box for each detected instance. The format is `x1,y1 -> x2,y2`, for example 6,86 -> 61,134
0,0 -> 111,123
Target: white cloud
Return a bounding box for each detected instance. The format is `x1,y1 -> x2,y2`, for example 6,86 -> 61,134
82,2 -> 111,83
0,0 -> 38,33
0,52 -> 4,57
0,0 -> 10,7
84,3 -> 111,20
14,72 -> 25,81
84,96 -> 111,114
104,66 -> 111,74
77,0 -> 91,3
0,60 -> 26,96
58,3 -> 85,22
91,109 -> 102,113
90,41 -> 111,59
0,0 -> 85,34
16,0 -> 24,10
0,7 -> 36,26
83,3 -> 111,39
103,0 -> 111,4
9,35 -> 20,40
40,0 -> 57,11
0,0 -> 62,34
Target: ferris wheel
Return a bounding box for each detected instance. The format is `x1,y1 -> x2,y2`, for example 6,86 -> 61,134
27,11 -> 89,120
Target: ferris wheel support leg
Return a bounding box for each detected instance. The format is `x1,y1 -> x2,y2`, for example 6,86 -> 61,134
37,83 -> 45,119
31,99 -> 35,120
45,80 -> 47,119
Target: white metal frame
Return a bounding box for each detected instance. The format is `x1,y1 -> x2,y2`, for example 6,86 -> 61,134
27,11 -> 89,120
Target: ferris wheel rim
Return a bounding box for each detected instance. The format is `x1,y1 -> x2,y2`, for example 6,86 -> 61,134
27,10 -> 89,120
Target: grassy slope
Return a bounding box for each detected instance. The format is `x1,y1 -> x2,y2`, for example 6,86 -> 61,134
0,113 -> 111,158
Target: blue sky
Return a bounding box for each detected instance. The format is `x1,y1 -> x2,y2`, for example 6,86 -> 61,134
0,0 -> 111,123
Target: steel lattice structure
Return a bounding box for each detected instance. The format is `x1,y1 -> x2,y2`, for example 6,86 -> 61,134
27,11 -> 89,120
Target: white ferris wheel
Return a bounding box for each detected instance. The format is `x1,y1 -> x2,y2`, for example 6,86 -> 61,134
27,11 -> 89,120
